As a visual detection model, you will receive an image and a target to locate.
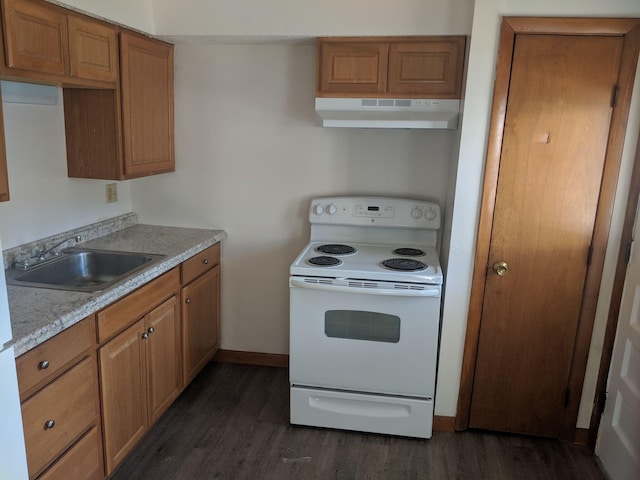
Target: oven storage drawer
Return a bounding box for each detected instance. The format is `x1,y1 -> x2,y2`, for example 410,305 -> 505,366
290,386 -> 433,439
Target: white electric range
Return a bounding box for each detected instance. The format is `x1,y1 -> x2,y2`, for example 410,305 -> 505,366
289,196 -> 443,439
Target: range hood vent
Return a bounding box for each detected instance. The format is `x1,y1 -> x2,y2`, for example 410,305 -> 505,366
315,98 -> 460,130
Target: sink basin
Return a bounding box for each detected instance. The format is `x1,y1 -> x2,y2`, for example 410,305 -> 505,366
6,248 -> 165,292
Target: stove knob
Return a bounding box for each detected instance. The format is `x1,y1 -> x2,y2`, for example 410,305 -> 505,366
425,209 -> 437,221
411,207 -> 423,219
313,204 -> 324,216
326,204 -> 337,216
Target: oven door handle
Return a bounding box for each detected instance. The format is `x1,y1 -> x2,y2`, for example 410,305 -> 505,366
289,278 -> 441,297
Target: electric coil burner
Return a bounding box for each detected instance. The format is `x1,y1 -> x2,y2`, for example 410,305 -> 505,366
308,256 -> 342,266
393,247 -> 426,257
289,196 -> 443,439
316,244 -> 356,255
382,258 -> 428,271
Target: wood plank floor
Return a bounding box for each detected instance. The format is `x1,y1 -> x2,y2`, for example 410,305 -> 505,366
111,363 -> 605,480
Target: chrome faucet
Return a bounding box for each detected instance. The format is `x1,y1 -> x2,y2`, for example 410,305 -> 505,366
34,235 -> 82,260
13,235 -> 82,270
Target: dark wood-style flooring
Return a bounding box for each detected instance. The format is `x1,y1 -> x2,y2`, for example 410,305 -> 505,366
111,363 -> 605,480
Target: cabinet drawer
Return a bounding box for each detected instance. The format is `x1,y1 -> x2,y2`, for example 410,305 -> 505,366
181,243 -> 220,285
22,356 -> 98,478
38,427 -> 102,480
97,268 -> 179,343
16,316 -> 94,400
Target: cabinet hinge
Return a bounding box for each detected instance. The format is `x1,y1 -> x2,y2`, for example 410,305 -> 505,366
611,85 -> 619,108
599,391 -> 608,414
625,240 -> 634,264
587,246 -> 593,266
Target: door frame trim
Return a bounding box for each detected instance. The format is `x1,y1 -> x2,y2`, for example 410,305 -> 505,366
455,16 -> 640,442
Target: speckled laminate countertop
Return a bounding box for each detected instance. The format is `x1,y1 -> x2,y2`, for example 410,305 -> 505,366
6,223 -> 226,357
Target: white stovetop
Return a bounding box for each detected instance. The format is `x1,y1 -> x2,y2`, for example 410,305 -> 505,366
290,241 -> 442,285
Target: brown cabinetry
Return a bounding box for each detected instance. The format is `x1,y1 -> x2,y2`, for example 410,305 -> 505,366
0,0 -> 118,84
68,15 -> 118,82
64,32 -> 174,180
181,243 -> 221,386
98,269 -> 180,475
317,36 -> 465,98
15,316 -> 102,479
120,31 -> 174,177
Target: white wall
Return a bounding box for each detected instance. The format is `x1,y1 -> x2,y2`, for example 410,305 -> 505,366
440,0 -> 640,425
49,0 -> 155,32
152,0 -> 474,38
0,86 -> 133,249
130,43 -> 458,355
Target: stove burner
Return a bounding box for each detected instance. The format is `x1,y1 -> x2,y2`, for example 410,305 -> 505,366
393,247 -> 426,257
382,258 -> 427,271
316,244 -> 356,255
308,256 -> 342,267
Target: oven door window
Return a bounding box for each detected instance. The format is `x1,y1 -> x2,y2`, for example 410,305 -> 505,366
325,310 -> 400,343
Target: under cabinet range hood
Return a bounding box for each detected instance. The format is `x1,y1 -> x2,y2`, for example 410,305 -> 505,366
314,98 -> 460,130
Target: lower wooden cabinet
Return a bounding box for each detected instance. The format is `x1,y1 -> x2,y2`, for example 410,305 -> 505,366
37,427 -> 103,480
99,295 -> 181,475
15,316 -> 101,480
15,243 -> 221,479
181,243 -> 221,386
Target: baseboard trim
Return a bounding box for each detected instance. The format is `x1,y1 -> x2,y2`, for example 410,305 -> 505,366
215,349 -> 289,368
433,416 -> 456,433
574,428 -> 589,446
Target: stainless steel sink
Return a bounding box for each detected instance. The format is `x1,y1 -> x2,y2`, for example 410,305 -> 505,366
6,248 -> 165,292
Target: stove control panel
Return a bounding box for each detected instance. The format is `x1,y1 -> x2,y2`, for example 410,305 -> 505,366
309,196 -> 440,229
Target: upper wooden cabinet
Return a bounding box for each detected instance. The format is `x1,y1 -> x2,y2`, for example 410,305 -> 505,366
1,0 -> 67,75
64,32 -> 174,180
120,32 -> 174,177
0,0 -> 118,84
68,15 -> 118,82
317,36 -> 466,99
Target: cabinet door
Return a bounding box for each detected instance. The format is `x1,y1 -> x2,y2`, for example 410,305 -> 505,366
1,0 -> 68,75
68,15 -> 118,82
145,296 -> 181,424
317,40 -> 388,96
387,38 -> 465,98
120,32 -> 174,178
99,320 -> 147,476
182,266 -> 220,385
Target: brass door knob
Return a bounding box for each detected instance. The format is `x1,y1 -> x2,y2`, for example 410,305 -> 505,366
493,261 -> 509,276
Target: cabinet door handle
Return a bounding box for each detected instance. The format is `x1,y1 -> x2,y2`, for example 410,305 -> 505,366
203,259 -> 209,265
185,298 -> 191,304
38,360 -> 50,370
142,332 -> 149,340
147,327 -> 155,334
44,419 -> 55,430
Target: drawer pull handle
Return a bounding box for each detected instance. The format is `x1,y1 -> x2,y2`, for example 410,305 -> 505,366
186,298 -> 191,304
38,360 -> 50,370
203,259 -> 209,265
147,327 -> 155,334
44,420 -> 55,430
142,333 -> 149,340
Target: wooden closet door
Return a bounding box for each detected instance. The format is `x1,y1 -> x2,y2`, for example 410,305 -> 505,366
469,34 -> 623,437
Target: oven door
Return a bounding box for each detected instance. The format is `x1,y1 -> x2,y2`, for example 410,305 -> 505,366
289,276 -> 440,398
